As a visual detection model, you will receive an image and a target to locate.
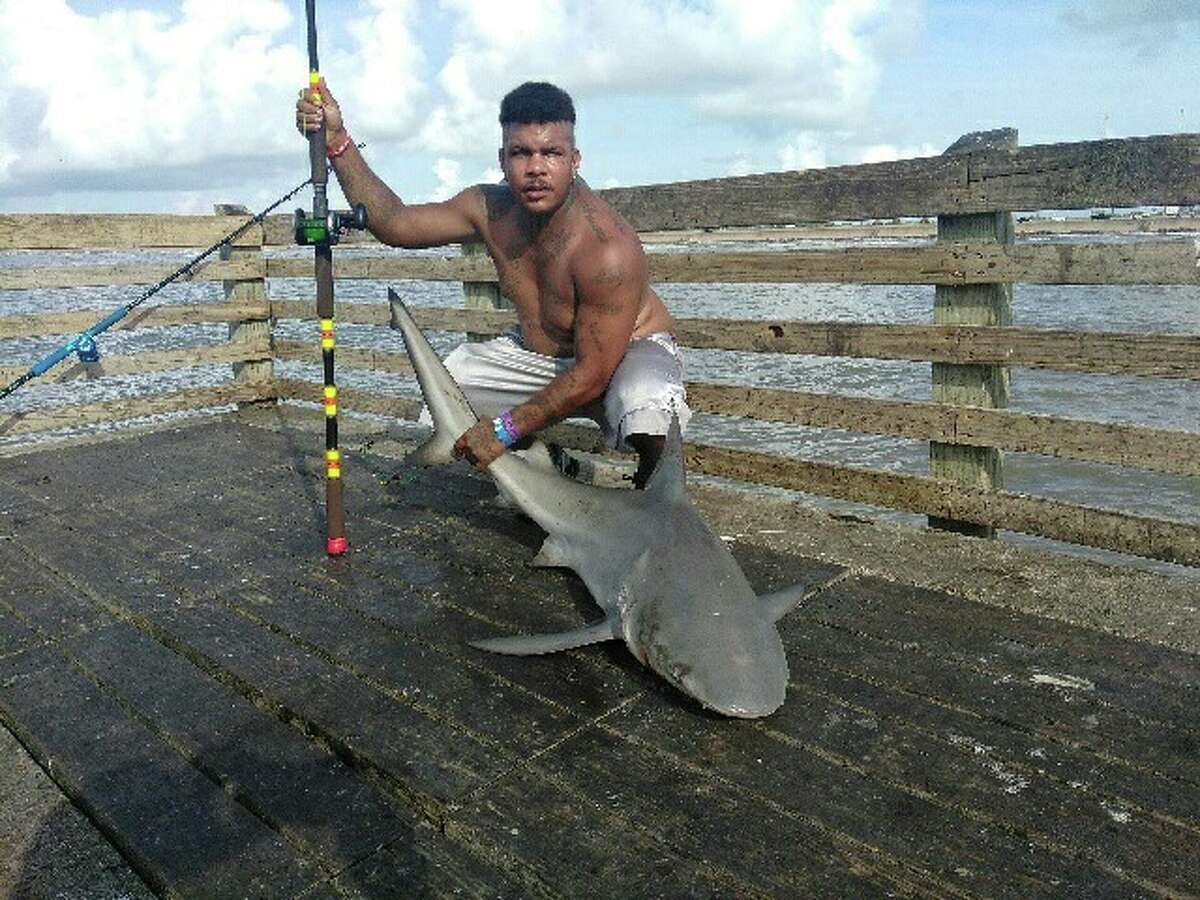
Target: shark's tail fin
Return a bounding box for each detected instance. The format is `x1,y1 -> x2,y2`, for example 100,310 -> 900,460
388,288 -> 479,466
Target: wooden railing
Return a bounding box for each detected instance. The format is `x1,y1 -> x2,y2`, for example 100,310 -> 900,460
2,129 -> 1198,567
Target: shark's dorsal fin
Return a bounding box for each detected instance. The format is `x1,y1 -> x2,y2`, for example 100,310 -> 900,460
760,582 -> 809,623
469,618 -> 618,656
645,414 -> 686,501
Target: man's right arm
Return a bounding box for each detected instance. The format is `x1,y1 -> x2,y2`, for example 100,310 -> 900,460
328,141 -> 481,249
299,79 -> 481,249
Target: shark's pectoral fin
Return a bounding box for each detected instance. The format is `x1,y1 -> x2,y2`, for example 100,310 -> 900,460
530,535 -> 572,569
760,582 -> 809,622
469,618 -> 618,656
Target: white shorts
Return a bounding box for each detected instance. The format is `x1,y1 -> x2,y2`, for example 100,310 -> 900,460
420,329 -> 691,451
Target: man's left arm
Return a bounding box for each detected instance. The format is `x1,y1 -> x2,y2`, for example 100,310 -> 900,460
453,242 -> 643,469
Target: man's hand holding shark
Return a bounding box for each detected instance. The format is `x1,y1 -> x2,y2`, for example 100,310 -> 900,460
298,80 -> 690,488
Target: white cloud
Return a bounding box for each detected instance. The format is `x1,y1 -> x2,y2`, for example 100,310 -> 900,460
340,0 -> 427,139
779,133 -> 829,171
857,141 -> 938,164
0,0 -> 924,206
424,0 -> 917,152
726,154 -> 757,177
422,157 -> 501,201
0,0 -> 304,187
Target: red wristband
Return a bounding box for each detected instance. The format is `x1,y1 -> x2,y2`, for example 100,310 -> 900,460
326,134 -> 353,159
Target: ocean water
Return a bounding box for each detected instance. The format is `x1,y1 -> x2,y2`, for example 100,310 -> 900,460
2,236 -> 1197,574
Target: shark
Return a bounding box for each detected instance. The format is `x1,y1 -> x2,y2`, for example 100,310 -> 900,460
388,288 -> 805,717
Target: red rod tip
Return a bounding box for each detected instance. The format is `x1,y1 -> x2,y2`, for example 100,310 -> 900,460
326,536 -> 349,556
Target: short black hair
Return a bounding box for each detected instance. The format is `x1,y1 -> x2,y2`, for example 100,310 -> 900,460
499,82 -> 576,127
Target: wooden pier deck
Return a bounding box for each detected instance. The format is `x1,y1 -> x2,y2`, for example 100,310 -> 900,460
1,412 -> 1198,899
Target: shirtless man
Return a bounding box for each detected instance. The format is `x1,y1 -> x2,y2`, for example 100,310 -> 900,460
296,80 -> 689,487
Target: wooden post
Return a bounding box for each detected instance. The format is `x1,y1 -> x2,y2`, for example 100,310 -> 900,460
929,129 -> 1016,538
462,238 -> 511,340
215,204 -> 273,405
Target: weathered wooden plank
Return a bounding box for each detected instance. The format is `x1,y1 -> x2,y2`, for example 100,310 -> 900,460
273,339 -> 415,374
216,204 -> 273,393
274,377 -> 421,420
0,341 -> 271,386
609,687 -> 1153,896
0,301 -> 270,339
148,602 -> 509,805
453,723 -> 921,898
797,659 -> 1200,840
269,298 -> 514,332
0,603 -> 40,657
671,319 -> 1200,379
0,256 -> 264,291
0,383 -> 274,437
263,240 -> 1200,285
332,820 -> 530,899
0,645 -> 324,897
260,211 -> 1200,247
0,716 -> 156,899
61,619 -> 410,871
0,542 -> 116,640
462,237 -> 512,342
969,134 -> 1200,213
649,240 -> 1200,285
0,214 -> 263,250
273,353 -> 1199,477
807,576 -> 1200,728
680,443 -> 1200,566
265,255 -> 495,281
216,584 -> 592,758
639,215 -> 1200,243
599,133 -> 1200,229
268,301 -> 1200,378
788,582 -> 1200,792
685,383 -> 1200,476
929,130 -> 1016,538
763,663 -> 1199,893
4,495 -> 424,900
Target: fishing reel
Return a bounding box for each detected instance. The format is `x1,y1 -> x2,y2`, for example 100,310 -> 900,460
74,333 -> 100,364
293,202 -> 368,246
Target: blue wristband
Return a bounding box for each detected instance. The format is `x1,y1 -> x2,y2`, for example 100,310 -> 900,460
492,414 -> 518,448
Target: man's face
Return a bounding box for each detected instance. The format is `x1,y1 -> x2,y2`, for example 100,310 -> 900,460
499,121 -> 581,216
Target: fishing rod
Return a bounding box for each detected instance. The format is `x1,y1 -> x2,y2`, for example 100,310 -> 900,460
0,171 -> 321,403
296,0 -> 367,556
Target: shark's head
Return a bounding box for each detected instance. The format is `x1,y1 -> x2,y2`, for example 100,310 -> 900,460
632,603 -> 788,719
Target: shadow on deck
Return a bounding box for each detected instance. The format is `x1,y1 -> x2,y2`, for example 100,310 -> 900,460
1,414 -> 1197,898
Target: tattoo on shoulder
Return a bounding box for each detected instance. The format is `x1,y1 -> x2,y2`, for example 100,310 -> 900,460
483,186 -> 515,223
592,266 -> 625,287
581,203 -> 609,241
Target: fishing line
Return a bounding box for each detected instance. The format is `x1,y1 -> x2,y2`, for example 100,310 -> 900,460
0,166 -> 338,403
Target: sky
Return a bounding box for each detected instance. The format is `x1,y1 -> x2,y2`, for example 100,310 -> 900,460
0,0 -> 1197,214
